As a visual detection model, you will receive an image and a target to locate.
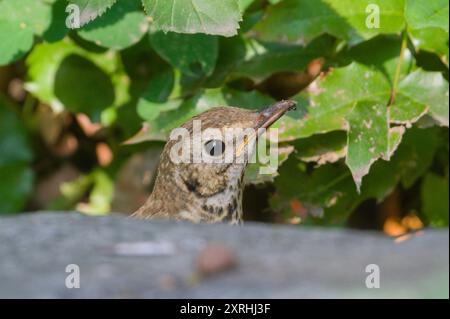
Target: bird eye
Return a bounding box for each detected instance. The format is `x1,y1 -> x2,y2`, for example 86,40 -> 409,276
204,139 -> 225,157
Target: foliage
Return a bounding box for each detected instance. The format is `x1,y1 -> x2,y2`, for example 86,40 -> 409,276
0,0 -> 448,228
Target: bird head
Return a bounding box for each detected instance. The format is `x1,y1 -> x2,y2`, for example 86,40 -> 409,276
134,100 -> 296,223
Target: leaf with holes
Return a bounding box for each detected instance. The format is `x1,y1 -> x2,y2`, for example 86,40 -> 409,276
345,100 -> 389,191
273,63 -> 391,141
270,127 -> 440,225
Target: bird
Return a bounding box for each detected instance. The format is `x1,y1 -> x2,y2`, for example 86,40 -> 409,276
132,100 -> 297,224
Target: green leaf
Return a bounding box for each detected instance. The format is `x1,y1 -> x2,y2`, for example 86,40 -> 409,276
397,69 -> 449,126
292,131 -> 347,165
254,0 -> 405,45
42,0 -> 70,42
390,97 -> 428,125
324,126 -> 437,222
79,170 -> 114,215
237,0 -> 256,12
341,34 -> 414,83
218,58 -> 447,194
0,0 -> 52,35
236,35 -> 335,81
245,145 -> 294,184
271,126 -> 440,225
50,170 -> 114,215
137,98 -> 182,123
0,21 -> 34,66
150,31 -> 219,77
0,164 -> 34,214
409,28 -> 449,63
26,41 -> 83,112
47,174 -> 92,211
137,70 -> 182,121
78,0 -> 148,50
0,0 -> 53,65
405,0 -> 449,32
0,100 -> 34,213
206,35 -> 247,86
0,103 -> 32,166
345,100 -> 389,191
271,158 -> 354,222
397,126 -> 440,188
142,0 -> 242,36
25,41 -> 128,123
274,62 -> 391,141
54,54 -> 115,121
421,173 -> 449,226
68,0 -> 117,27
275,64 -> 447,142
209,34 -> 335,85
388,126 -> 406,158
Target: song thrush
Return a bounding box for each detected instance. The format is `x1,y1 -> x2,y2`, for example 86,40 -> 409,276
132,100 -> 296,224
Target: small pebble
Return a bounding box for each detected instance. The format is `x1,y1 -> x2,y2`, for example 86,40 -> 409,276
196,243 -> 236,277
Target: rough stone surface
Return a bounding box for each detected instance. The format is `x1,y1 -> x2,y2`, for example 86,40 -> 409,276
0,212 -> 448,298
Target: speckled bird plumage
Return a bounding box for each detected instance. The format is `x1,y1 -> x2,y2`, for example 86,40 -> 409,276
132,101 -> 296,224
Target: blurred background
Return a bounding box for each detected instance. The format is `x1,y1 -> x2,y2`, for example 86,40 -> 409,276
0,0 -> 448,236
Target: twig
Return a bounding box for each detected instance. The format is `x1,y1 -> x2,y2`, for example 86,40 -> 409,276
389,30 -> 408,105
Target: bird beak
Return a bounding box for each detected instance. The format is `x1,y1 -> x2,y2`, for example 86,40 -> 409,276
235,100 -> 297,157
255,100 -> 297,131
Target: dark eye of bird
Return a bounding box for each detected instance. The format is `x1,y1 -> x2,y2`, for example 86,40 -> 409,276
204,139 -> 225,157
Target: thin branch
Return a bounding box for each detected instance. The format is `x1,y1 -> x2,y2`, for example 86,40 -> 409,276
389,29 -> 408,105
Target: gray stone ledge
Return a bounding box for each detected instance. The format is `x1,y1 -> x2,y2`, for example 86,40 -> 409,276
0,212 -> 448,298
